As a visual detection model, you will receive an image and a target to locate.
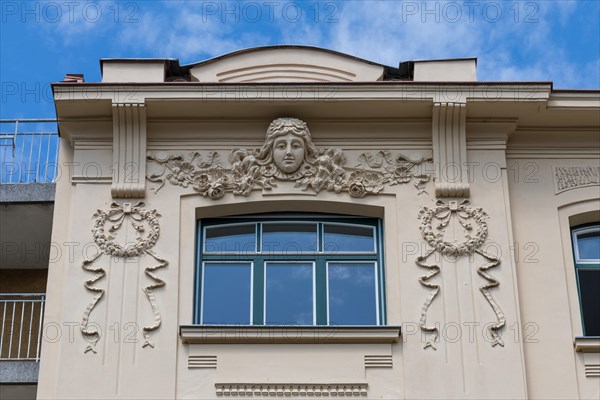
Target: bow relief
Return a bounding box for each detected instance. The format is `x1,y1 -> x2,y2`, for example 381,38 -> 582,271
81,202 -> 167,354
416,200 -> 505,350
146,118 -> 432,198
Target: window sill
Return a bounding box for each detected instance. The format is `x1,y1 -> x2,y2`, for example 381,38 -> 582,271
574,336 -> 600,353
180,325 -> 401,344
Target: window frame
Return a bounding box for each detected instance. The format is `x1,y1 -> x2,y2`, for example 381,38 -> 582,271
194,214 -> 386,326
571,223 -> 600,337
572,225 -> 600,264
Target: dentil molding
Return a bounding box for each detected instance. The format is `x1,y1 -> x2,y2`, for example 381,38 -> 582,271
215,383 -> 368,397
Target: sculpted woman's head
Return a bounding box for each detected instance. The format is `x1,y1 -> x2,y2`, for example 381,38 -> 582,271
257,118 -> 319,175
273,133 -> 305,173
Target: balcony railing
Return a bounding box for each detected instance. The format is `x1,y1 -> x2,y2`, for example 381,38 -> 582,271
0,294 -> 45,361
1,119 -> 59,183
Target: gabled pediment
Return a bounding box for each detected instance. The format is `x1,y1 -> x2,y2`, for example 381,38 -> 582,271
188,46 -> 385,83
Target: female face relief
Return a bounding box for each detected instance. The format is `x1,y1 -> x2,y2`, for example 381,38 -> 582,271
272,133 -> 305,173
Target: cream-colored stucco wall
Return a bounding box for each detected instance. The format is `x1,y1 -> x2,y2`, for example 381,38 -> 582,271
506,156 -> 600,399
39,54 -> 599,399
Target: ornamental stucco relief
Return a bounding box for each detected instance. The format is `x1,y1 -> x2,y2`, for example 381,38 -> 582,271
215,383 -> 368,397
146,118 -> 432,198
553,166 -> 600,194
417,200 -> 505,350
81,202 -> 167,353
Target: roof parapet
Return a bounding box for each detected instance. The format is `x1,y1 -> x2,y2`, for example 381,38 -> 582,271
413,58 -> 477,82
96,50 -> 479,84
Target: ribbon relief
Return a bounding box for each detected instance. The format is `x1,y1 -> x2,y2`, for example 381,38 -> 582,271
417,200 -> 505,350
80,202 -> 167,354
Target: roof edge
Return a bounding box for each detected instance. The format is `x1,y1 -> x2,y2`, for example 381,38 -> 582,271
181,45 -> 391,69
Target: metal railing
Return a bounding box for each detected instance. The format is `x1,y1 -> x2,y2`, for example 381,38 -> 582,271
0,294 -> 45,361
0,119 -> 59,183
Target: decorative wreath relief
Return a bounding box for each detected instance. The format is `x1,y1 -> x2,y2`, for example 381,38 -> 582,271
418,199 -> 488,256
416,200 -> 505,350
81,202 -> 167,354
92,202 -> 160,257
146,118 -> 432,198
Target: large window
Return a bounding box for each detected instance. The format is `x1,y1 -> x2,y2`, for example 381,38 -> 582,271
195,214 -> 385,326
571,224 -> 600,336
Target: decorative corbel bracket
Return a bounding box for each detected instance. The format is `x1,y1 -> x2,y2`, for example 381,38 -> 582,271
432,102 -> 470,197
111,102 -> 146,198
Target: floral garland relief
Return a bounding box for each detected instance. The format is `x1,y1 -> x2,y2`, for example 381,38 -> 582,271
81,202 -> 167,354
146,118 -> 432,198
417,200 -> 505,350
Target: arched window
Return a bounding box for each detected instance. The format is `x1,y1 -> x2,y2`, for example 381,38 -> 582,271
571,223 -> 600,336
194,213 -> 385,326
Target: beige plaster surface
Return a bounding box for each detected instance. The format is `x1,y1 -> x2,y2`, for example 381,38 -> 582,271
38,47 -> 600,400
413,59 -> 477,82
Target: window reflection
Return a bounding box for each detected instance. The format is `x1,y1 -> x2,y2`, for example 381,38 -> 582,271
327,263 -> 377,325
262,223 -> 318,254
265,263 -> 314,325
323,224 -> 375,253
202,263 -> 252,324
576,230 -> 600,261
205,224 -> 256,253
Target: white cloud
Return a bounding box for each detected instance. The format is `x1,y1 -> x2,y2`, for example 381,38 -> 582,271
493,57 -> 600,88
38,2 -> 124,45
73,0 -> 597,88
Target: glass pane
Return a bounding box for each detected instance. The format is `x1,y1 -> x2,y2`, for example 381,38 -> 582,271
262,223 -> 318,253
205,224 -> 256,253
328,263 -> 377,325
577,230 -> 600,261
324,224 -> 375,253
265,263 -> 313,325
578,269 -> 600,336
202,263 -> 251,324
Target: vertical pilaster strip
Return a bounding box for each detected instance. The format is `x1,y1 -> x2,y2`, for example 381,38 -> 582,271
111,103 -> 146,198
432,102 -> 470,197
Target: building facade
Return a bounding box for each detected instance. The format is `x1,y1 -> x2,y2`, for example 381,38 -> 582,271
33,46 -> 599,399
1,119 -> 58,399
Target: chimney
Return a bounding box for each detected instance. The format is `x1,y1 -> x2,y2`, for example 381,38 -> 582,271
63,73 -> 84,83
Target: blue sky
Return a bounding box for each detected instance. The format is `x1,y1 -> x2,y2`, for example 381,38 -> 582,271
1,0 -> 599,120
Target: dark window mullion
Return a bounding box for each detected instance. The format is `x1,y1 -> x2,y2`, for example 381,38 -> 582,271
378,219 -> 386,325
257,223 -> 262,253
318,222 -> 323,253
315,259 -> 327,325
194,222 -> 203,324
261,254 -> 322,261
323,254 -> 379,261
253,257 -> 265,325
575,263 -> 600,269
